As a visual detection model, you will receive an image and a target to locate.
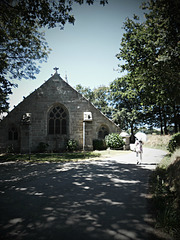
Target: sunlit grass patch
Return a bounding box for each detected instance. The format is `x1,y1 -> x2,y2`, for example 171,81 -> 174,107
158,148 -> 180,169
0,149 -> 129,163
94,149 -> 130,157
0,152 -> 101,163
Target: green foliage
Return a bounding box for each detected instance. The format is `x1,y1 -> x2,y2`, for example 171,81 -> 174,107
117,0 -> 180,133
0,1 -> 51,114
37,142 -> 49,153
0,0 -> 107,113
93,86 -> 112,118
0,79 -> 15,113
75,84 -> 112,118
110,74 -> 143,135
93,139 -> 107,150
75,84 -> 94,102
167,132 -> 180,153
66,139 -> 78,152
105,133 -> 125,149
149,155 -> 180,238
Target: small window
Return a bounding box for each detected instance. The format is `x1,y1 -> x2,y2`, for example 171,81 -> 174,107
98,125 -> 109,139
8,126 -> 18,140
48,105 -> 67,135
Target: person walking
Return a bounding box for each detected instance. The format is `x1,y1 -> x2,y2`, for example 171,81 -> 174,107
135,138 -> 143,164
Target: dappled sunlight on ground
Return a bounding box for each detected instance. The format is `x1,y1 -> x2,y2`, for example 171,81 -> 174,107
0,149 -> 171,240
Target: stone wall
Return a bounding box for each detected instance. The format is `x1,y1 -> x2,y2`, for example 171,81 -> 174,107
0,73 -> 120,153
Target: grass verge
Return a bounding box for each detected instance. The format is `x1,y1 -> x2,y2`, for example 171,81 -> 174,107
0,149 -> 129,163
149,148 -> 180,239
144,134 -> 171,150
0,152 -> 100,163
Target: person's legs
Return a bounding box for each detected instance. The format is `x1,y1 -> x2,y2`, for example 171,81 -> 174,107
136,152 -> 139,164
139,152 -> 142,164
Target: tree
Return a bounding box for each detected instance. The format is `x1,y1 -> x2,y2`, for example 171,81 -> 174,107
93,86 -> 112,118
75,84 -> 94,102
116,0 -> 180,133
0,0 -> 108,114
110,74 -> 143,137
75,84 -> 112,118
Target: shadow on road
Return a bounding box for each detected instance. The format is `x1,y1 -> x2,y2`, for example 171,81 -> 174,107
0,160 -> 171,240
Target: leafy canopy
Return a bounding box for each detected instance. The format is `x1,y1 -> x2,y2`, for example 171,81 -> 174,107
116,0 -> 180,133
0,0 -> 108,113
110,74 -> 143,134
75,84 -> 112,118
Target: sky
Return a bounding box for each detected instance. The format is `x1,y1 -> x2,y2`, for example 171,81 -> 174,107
9,0 -> 146,110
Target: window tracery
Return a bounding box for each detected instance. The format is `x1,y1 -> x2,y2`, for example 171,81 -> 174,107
48,105 -> 67,135
8,126 -> 18,140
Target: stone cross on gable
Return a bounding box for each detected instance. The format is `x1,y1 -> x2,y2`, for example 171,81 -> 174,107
53,67 -> 59,74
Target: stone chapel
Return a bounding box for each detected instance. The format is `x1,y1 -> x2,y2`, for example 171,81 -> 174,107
0,70 -> 120,153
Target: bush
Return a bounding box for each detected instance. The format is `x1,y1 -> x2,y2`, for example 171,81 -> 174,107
105,133 -> 125,149
149,151 -> 180,238
93,139 -> 107,150
167,132 -> 180,153
66,139 -> 78,152
37,142 -> 49,153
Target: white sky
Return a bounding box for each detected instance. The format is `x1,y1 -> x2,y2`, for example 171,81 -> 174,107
9,0 -> 145,110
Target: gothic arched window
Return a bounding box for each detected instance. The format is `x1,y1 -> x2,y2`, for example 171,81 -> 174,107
8,126 -> 18,140
48,105 -> 67,135
98,125 -> 109,139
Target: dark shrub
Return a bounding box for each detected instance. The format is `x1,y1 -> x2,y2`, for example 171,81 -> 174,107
167,132 -> 180,153
93,139 -> 107,150
37,142 -> 49,153
6,144 -> 15,153
66,139 -> 78,152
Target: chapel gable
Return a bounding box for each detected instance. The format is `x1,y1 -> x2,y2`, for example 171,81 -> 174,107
0,69 -> 120,153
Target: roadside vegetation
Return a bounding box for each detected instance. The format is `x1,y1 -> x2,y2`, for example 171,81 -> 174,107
149,133 -> 180,239
144,134 -> 171,150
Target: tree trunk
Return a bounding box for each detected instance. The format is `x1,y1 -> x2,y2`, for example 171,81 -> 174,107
173,104 -> 178,133
163,118 -> 168,135
130,123 -> 135,143
162,106 -> 168,135
158,106 -> 163,135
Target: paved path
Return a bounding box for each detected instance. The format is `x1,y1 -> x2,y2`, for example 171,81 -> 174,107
0,148 -> 172,240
